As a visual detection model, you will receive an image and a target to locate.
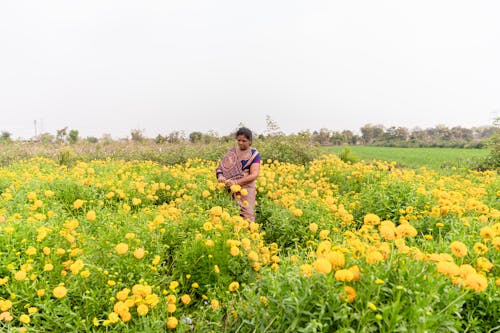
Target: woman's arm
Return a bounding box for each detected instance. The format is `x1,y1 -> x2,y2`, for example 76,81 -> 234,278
229,162 -> 260,186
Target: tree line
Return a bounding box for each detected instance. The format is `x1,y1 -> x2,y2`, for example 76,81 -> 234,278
0,123 -> 497,149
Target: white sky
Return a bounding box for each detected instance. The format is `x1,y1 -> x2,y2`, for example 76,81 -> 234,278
0,1 -> 499,139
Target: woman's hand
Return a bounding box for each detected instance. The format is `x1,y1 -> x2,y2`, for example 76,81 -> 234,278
217,175 -> 227,183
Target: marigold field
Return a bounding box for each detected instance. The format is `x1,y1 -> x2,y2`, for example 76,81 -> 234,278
0,155 -> 498,332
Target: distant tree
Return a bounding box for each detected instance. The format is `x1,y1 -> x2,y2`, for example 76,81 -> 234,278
189,131 -> 203,143
39,132 -> 55,144
265,115 -> 284,137
68,129 -> 79,144
155,134 -> 166,144
166,131 -> 185,144
85,136 -> 99,143
130,129 -> 145,142
384,126 -> 409,141
56,127 -> 68,143
1,131 -> 12,143
450,127 -> 473,141
360,124 -> 384,144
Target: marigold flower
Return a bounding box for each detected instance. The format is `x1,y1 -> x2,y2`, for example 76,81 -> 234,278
314,258 -> 332,274
366,251 -> 384,264
335,269 -> 354,282
137,304 -> 149,315
86,210 -> 96,221
133,248 -> 145,259
180,294 -> 191,305
73,199 -> 84,209
167,303 -> 176,313
364,213 -> 381,225
19,314 -> 30,324
341,286 -> 356,303
228,281 -> 240,292
115,243 -> 129,255
210,299 -> 219,311
450,241 -> 468,258
309,223 -> 318,233
166,316 -> 178,329
53,285 -> 68,299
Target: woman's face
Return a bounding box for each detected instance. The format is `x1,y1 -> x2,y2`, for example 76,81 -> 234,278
237,135 -> 251,150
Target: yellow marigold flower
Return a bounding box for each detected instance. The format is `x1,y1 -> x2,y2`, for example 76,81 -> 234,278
327,251 -> 345,268
43,247 -> 51,255
73,199 -> 84,209
0,300 -> 13,311
169,281 -> 179,291
473,242 -> 488,255
319,230 -> 330,239
379,221 -> 396,240
210,299 -> 219,311
492,237 -> 500,250
214,265 -> 220,274
230,184 -> 241,193
19,314 -> 30,324
53,285 -> 68,299
122,203 -> 131,212
0,277 -> 8,286
25,246 -> 37,256
137,304 -> 149,315
436,261 -> 460,277
230,246 -> 240,257
240,188 -> 248,196
36,289 -> 45,297
120,311 -> 131,322
80,270 -> 90,278
113,301 -> 129,315
476,257 -> 493,272
132,198 -> 142,206
365,251 -> 384,265
480,226 -> 494,240
463,273 -> 488,292
166,316 -> 178,329
335,269 -> 354,282
368,302 -> 377,311
375,278 -> 384,285
28,307 -> 38,314
191,282 -> 199,289
450,241 -> 468,258
180,294 -> 191,305
44,263 -> 54,271
14,271 -> 27,281
395,223 -> 417,238
309,223 -> 318,233
133,248 -> 145,259
290,255 -> 299,263
115,243 -> 129,255
341,286 -> 356,303
314,258 -> 332,274
299,264 -> 313,277
228,281 -> 240,292
86,210 -> 96,222
167,303 -> 176,313
364,213 -> 381,225
209,206 -> 223,216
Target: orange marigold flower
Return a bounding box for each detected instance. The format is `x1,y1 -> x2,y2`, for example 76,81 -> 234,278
450,241 -> 468,258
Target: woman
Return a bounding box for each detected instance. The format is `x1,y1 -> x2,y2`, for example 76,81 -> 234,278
216,127 -> 261,222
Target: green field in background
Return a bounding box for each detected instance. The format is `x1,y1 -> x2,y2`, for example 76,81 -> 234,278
323,146 -> 489,169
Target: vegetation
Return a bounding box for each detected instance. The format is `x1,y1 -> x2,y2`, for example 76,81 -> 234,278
325,146 -> 489,170
0,155 -> 498,332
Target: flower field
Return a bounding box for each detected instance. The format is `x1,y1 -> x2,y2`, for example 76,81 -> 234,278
0,155 -> 498,332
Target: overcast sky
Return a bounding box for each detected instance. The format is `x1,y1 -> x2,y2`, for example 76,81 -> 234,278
1,1 -> 499,139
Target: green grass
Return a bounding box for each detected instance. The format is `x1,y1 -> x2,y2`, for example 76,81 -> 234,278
323,146 -> 489,169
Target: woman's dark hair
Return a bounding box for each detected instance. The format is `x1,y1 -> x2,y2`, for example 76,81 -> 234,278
236,127 -> 253,141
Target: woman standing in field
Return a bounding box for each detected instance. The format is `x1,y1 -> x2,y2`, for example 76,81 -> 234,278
216,127 -> 261,222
